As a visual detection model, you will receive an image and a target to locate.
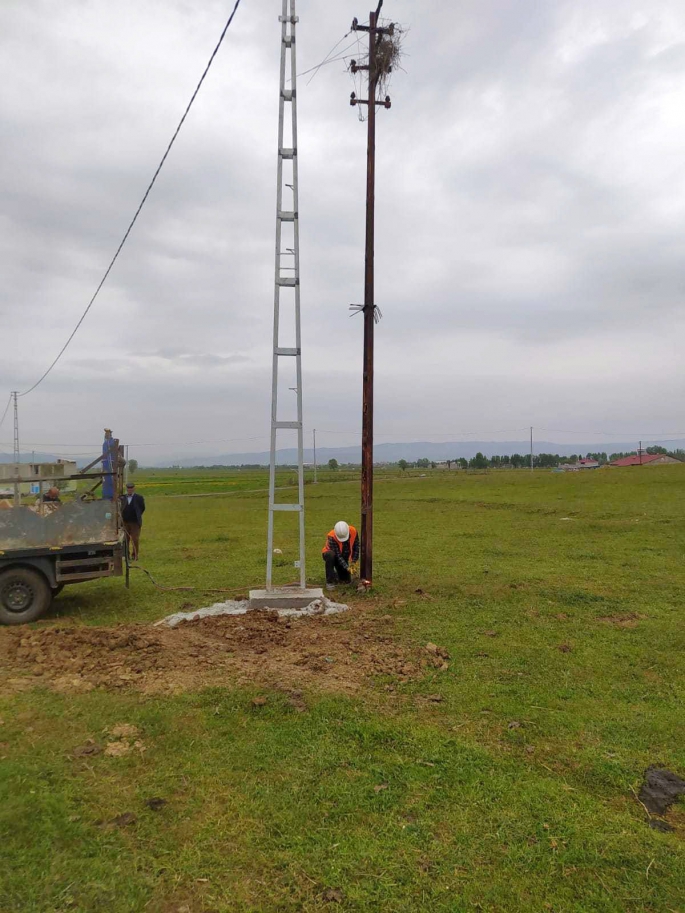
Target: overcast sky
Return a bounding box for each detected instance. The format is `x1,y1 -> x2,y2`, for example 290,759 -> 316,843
1,0 -> 685,462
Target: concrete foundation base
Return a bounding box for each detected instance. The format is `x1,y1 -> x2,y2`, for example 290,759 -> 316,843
248,587 -> 324,611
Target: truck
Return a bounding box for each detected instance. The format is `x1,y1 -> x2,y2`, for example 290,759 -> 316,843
0,444 -> 126,625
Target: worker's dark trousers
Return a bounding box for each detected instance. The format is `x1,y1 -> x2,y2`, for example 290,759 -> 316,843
323,552 -> 351,585
123,522 -> 141,561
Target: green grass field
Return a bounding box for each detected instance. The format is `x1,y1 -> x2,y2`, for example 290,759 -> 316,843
2,465 -> 685,912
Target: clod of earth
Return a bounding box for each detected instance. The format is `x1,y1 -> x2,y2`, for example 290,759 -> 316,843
98,812 -> 137,829
322,888 -> 344,903
557,643 -> 573,653
145,797 -> 167,811
425,643 -> 450,660
639,767 -> 685,816
107,723 -> 140,739
374,783 -> 388,793
72,741 -> 102,758
251,697 -> 268,707
104,741 -> 130,757
104,739 -> 145,757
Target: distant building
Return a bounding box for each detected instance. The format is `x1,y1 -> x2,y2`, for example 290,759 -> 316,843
610,453 -> 681,467
559,459 -> 600,471
0,460 -> 77,496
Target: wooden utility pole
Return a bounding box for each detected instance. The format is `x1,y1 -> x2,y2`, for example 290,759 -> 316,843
350,1 -> 393,586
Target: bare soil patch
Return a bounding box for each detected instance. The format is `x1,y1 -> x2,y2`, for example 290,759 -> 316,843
597,612 -> 646,629
0,608 -> 426,696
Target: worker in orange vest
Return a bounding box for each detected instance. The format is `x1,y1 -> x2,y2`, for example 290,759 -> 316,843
322,521 -> 360,590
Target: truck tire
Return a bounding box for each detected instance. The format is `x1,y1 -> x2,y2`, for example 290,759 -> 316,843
0,567 -> 53,625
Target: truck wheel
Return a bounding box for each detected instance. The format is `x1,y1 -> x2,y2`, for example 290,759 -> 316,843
0,567 -> 53,625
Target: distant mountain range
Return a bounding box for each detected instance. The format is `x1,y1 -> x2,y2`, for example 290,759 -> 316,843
136,440 -> 648,468
0,451 -> 84,466
0,440 -> 654,469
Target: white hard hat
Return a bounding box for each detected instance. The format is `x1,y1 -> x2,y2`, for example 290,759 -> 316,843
334,521 -> 350,542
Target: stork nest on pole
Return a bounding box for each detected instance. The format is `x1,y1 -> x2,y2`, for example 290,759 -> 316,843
373,23 -> 404,95
348,20 -> 405,121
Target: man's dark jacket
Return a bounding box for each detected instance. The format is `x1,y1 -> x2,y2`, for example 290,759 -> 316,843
120,492 -> 146,526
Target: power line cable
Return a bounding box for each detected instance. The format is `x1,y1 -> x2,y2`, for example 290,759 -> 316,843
289,38 -> 359,81
315,427 -> 532,437
304,30 -> 352,83
537,428 -> 685,438
0,433 -> 269,449
0,395 -> 12,434
16,0 -> 244,399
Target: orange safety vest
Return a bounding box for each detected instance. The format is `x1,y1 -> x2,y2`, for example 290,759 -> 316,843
322,525 -> 358,559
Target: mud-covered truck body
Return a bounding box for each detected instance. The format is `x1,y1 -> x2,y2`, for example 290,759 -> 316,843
0,446 -> 125,624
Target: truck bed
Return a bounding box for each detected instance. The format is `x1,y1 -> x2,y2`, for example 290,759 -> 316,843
0,500 -> 119,552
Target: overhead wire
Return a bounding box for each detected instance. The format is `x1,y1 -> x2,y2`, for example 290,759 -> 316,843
315,427 -> 533,437
537,428 -> 685,439
289,46 -> 360,82
16,0 -> 244,399
4,17 -> 365,417
352,28 -> 365,121
284,31 -> 357,82
0,395 -> 12,434
0,434 -> 270,450
303,30 -> 352,83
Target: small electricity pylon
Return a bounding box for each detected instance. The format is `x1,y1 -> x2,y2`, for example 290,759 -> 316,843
265,0 -> 306,591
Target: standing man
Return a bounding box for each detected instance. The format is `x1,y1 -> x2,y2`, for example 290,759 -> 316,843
322,521 -> 359,590
120,482 -> 145,561
102,428 -> 117,500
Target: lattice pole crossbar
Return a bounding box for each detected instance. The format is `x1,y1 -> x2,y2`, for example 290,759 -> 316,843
266,0 -> 306,590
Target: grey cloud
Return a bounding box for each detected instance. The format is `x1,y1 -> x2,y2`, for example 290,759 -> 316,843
1,0 -> 685,454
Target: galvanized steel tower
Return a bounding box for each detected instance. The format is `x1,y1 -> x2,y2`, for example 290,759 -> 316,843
265,0 -> 306,591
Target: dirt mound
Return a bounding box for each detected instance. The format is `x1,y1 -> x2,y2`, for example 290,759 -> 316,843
0,608 -> 423,695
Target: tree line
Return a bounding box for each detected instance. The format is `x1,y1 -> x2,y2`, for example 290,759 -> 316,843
395,445 -> 684,471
